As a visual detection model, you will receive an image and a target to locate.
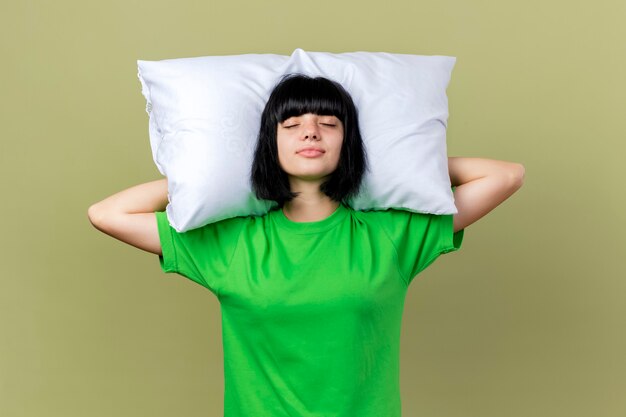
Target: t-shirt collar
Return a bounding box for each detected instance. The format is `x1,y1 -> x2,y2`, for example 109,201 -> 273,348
273,202 -> 349,234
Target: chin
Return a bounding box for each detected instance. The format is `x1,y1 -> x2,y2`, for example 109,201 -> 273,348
288,171 -> 334,181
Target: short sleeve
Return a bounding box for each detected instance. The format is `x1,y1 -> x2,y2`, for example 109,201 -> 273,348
380,210 -> 464,286
155,211 -> 247,295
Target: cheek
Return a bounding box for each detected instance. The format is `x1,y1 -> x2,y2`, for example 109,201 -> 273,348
276,138 -> 291,167
333,136 -> 344,155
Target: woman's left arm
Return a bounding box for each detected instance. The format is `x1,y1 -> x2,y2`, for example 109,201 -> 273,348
448,157 -> 525,233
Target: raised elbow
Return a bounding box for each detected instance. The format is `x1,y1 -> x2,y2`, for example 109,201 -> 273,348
510,163 -> 525,188
87,203 -> 106,230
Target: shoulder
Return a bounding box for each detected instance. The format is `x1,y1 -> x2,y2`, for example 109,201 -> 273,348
350,206 -> 432,223
349,206 -> 431,233
350,206 -> 447,239
162,212 -> 254,239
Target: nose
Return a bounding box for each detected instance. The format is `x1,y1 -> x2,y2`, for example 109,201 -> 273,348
303,122 -> 319,141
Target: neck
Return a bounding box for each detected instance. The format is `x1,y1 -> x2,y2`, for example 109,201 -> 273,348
282,179 -> 340,222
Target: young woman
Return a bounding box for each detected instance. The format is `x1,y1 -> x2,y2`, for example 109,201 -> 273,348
88,74 -> 525,416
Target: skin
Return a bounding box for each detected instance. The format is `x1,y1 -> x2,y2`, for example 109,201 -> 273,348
277,112 -> 344,223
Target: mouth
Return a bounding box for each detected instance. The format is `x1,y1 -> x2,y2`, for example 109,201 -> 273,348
297,149 -> 325,158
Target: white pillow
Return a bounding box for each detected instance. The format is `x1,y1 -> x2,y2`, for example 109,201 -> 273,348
137,48 -> 458,232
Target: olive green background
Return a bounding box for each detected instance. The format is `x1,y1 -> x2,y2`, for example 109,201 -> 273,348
2,0 -> 624,416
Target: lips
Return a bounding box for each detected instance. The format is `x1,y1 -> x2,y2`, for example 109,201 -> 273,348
296,147 -> 325,158
297,147 -> 325,153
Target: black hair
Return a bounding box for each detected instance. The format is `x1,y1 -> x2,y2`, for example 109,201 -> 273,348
250,73 -> 368,207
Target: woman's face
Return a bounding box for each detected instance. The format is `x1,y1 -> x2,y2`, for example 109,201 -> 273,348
276,112 -> 344,184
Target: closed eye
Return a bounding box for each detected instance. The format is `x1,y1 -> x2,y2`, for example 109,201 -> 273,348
283,123 -> 336,128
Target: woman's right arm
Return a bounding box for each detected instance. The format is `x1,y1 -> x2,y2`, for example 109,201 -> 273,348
87,178 -> 168,256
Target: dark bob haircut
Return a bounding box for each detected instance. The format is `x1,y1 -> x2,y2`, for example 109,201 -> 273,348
250,73 -> 369,207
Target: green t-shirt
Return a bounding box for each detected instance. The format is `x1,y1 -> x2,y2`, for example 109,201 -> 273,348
156,202 -> 464,417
